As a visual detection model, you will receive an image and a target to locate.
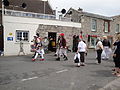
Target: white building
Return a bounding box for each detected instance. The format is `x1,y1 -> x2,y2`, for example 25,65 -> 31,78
0,0 -> 81,56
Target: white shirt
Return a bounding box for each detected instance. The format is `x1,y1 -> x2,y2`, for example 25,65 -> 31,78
96,41 -> 103,50
78,41 -> 87,52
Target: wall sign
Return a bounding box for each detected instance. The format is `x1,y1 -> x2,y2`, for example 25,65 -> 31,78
7,37 -> 13,41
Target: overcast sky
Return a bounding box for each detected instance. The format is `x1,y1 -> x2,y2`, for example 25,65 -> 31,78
49,0 -> 120,17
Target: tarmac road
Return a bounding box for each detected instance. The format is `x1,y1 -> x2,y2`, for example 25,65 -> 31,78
0,50 -> 119,90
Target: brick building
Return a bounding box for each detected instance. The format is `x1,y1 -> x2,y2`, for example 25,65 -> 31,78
111,15 -> 120,37
65,8 -> 114,48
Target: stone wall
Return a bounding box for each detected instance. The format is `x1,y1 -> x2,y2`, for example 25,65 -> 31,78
110,16 -> 120,41
36,24 -> 81,48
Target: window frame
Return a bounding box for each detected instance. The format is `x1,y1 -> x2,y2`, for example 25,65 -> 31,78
91,18 -> 97,32
104,21 -> 110,33
115,24 -> 119,33
16,30 -> 29,42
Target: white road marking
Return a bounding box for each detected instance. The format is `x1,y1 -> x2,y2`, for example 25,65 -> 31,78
21,76 -> 38,82
56,69 -> 68,73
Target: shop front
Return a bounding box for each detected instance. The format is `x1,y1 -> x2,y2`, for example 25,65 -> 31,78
88,35 -> 98,48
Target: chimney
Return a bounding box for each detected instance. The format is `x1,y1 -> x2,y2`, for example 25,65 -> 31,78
78,8 -> 83,12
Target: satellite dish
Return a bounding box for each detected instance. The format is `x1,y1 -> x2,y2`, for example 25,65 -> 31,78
3,0 -> 9,6
22,3 -> 27,8
61,9 -> 66,14
68,11 -> 72,15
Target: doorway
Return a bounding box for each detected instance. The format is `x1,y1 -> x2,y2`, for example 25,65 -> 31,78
48,32 -> 56,52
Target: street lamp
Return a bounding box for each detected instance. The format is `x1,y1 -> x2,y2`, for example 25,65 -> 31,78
41,0 -> 48,14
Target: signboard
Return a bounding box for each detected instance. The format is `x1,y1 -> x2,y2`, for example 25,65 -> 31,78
7,37 -> 13,41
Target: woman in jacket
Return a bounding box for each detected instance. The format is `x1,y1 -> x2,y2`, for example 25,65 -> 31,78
113,33 -> 120,76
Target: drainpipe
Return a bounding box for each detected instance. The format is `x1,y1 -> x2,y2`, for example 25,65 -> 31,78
1,0 -> 4,55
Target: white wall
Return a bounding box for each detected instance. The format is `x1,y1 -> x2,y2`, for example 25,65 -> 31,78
3,16 -> 81,56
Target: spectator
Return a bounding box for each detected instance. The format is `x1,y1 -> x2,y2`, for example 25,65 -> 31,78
77,39 -> 87,66
102,36 -> 111,60
56,33 -> 68,61
95,38 -> 103,64
112,33 -> 120,76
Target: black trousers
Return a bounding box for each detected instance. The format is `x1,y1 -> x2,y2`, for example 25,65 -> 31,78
97,49 -> 103,63
79,52 -> 85,63
113,55 -> 120,68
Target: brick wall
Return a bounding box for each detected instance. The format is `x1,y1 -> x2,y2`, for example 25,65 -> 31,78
36,24 -> 81,48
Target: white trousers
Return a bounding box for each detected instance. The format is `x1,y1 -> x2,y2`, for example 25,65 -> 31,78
34,49 -> 44,59
102,46 -> 110,59
60,48 -> 67,56
55,48 -> 61,56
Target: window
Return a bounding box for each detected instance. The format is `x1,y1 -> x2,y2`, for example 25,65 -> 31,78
104,21 -> 110,33
116,24 -> 119,33
91,19 -> 97,31
16,30 -> 29,42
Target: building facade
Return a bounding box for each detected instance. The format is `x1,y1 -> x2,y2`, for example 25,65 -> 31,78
65,8 -> 113,48
0,0 -> 81,56
110,15 -> 120,40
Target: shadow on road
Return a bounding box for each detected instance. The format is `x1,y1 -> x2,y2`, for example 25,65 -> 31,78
90,70 -> 115,77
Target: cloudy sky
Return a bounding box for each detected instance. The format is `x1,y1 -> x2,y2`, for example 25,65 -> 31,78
49,0 -> 120,16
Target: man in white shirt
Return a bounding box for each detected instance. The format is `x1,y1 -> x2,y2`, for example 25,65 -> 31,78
77,39 -> 87,66
95,38 -> 103,64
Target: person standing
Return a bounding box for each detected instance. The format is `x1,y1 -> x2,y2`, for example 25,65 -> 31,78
32,33 -> 45,61
56,33 -> 68,61
77,39 -> 87,66
102,36 -> 111,60
112,33 -> 120,76
72,35 -> 79,52
54,35 -> 61,56
95,38 -> 103,64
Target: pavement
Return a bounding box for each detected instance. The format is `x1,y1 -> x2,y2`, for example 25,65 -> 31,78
0,50 -> 120,90
99,78 -> 120,90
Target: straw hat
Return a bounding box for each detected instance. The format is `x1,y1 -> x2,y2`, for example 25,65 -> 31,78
103,36 -> 107,39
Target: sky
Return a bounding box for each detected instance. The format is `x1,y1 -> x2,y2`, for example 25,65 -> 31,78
49,0 -> 120,17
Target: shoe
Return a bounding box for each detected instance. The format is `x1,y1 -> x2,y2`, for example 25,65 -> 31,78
56,57 -> 60,61
32,59 -> 35,61
63,55 -> 66,59
64,57 -> 68,61
54,54 -> 57,56
40,59 -> 44,61
112,68 -> 115,71
117,74 -> 120,77
77,65 -> 80,67
80,63 -> 85,66
77,63 -> 80,67
112,72 -> 117,75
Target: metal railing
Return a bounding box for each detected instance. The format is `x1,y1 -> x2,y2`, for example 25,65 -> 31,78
4,9 -> 71,22
5,9 -> 56,20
